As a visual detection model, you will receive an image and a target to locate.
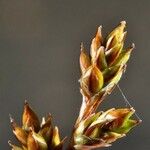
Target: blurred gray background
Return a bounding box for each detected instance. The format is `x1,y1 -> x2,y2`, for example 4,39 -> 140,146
0,0 -> 149,149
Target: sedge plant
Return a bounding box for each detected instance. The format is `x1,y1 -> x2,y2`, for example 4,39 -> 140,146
9,21 -> 141,150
